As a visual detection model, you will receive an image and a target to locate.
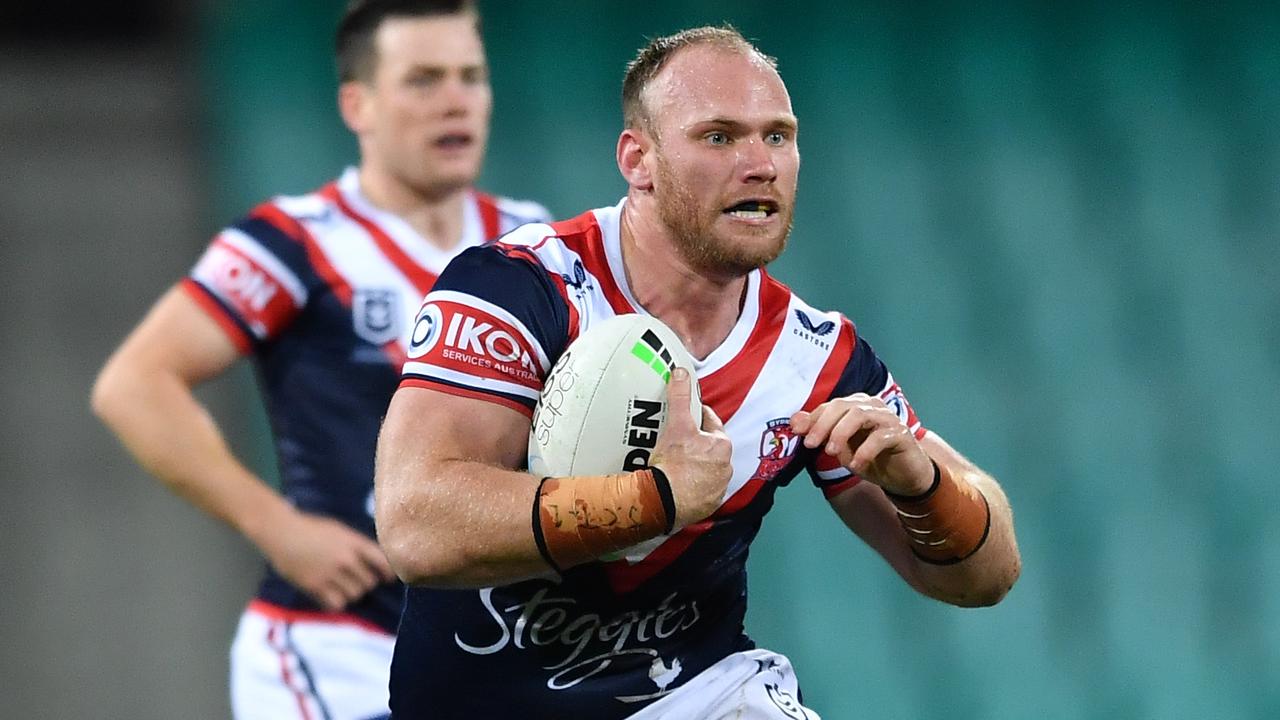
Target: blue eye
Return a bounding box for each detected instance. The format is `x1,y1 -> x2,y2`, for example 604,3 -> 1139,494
706,132 -> 729,146
765,132 -> 786,145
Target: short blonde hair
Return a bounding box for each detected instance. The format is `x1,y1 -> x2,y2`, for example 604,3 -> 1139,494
621,25 -> 777,135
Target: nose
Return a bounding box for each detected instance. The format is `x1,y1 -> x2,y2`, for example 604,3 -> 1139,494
738,138 -> 777,184
439,75 -> 480,118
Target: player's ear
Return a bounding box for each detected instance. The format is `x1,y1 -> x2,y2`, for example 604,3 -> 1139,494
617,128 -> 654,192
338,80 -> 370,135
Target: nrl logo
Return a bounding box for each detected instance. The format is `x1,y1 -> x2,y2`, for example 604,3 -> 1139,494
353,288 -> 401,345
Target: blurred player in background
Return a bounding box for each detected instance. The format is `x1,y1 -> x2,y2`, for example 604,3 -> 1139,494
91,1 -> 549,718
374,25 -> 1021,719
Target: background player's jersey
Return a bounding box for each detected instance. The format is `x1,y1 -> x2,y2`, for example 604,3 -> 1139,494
390,200 -> 926,718
183,167 -> 550,633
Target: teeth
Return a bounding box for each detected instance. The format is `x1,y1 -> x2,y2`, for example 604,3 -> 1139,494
729,209 -> 768,219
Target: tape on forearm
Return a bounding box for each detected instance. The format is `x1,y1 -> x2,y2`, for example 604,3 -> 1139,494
886,461 -> 991,565
531,467 -> 675,573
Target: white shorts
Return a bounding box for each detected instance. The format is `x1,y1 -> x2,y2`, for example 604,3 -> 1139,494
230,600 -> 395,720
626,648 -> 821,720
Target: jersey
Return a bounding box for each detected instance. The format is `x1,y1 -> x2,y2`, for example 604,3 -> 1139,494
389,199 -> 926,718
183,167 -> 551,633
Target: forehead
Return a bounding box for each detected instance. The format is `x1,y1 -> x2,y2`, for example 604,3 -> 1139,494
644,45 -> 793,128
374,14 -> 485,72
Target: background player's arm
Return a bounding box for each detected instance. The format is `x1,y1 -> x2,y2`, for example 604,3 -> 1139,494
92,287 -> 394,610
827,431 -> 1020,607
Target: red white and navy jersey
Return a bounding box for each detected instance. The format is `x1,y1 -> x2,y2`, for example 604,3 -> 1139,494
182,167 -> 550,633
390,200 -> 926,718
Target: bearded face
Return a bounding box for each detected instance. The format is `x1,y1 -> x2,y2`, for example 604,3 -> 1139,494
652,147 -> 793,277
638,45 -> 800,278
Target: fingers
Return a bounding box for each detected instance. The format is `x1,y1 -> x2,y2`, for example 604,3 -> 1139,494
665,368 -> 696,431
357,539 -> 399,583
847,426 -> 901,474
825,410 -> 878,459
283,518 -> 394,610
314,542 -> 389,611
339,548 -> 381,592
314,587 -> 347,612
326,566 -> 371,609
700,404 -> 725,434
798,401 -> 846,449
795,394 -> 902,460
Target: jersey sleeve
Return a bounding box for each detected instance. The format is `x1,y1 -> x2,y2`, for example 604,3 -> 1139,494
400,245 -> 570,417
807,332 -> 928,498
182,205 -> 315,353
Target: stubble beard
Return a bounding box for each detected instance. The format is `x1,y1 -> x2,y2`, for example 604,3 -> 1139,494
653,154 -> 791,277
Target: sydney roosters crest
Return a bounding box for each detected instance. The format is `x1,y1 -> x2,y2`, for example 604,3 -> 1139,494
750,418 -> 801,483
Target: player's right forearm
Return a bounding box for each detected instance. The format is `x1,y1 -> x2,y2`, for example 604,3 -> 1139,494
375,456 -> 553,588
91,365 -> 292,544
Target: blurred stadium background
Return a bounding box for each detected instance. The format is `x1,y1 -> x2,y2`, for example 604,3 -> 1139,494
3,0 -> 1277,717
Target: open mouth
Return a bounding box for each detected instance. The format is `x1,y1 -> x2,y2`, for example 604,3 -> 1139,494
434,133 -> 473,149
723,199 -> 779,220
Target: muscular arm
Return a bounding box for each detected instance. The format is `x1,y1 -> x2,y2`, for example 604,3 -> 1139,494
92,287 -> 392,609
374,386 -> 546,588
375,368 -> 730,589
827,432 -> 1020,607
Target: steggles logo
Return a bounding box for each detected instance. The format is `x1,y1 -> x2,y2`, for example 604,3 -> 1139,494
455,587 -> 700,699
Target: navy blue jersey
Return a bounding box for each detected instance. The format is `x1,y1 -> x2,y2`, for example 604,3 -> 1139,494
186,168 -> 550,632
390,200 -> 926,716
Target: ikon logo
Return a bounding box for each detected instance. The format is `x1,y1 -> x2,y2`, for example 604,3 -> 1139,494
408,303 -> 444,358
209,247 -> 279,312
429,307 -> 540,377
449,315 -> 526,363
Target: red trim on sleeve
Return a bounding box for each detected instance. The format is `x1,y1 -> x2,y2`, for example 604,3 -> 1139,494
819,476 -> 861,499
397,378 -> 534,418
179,278 -> 253,354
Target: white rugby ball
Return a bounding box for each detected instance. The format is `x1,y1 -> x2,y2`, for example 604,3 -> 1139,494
527,314 -> 701,478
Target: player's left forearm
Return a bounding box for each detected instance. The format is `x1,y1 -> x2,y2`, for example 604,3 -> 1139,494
909,466 -> 1021,607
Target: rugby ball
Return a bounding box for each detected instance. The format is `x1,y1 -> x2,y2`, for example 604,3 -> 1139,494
527,314 -> 701,478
